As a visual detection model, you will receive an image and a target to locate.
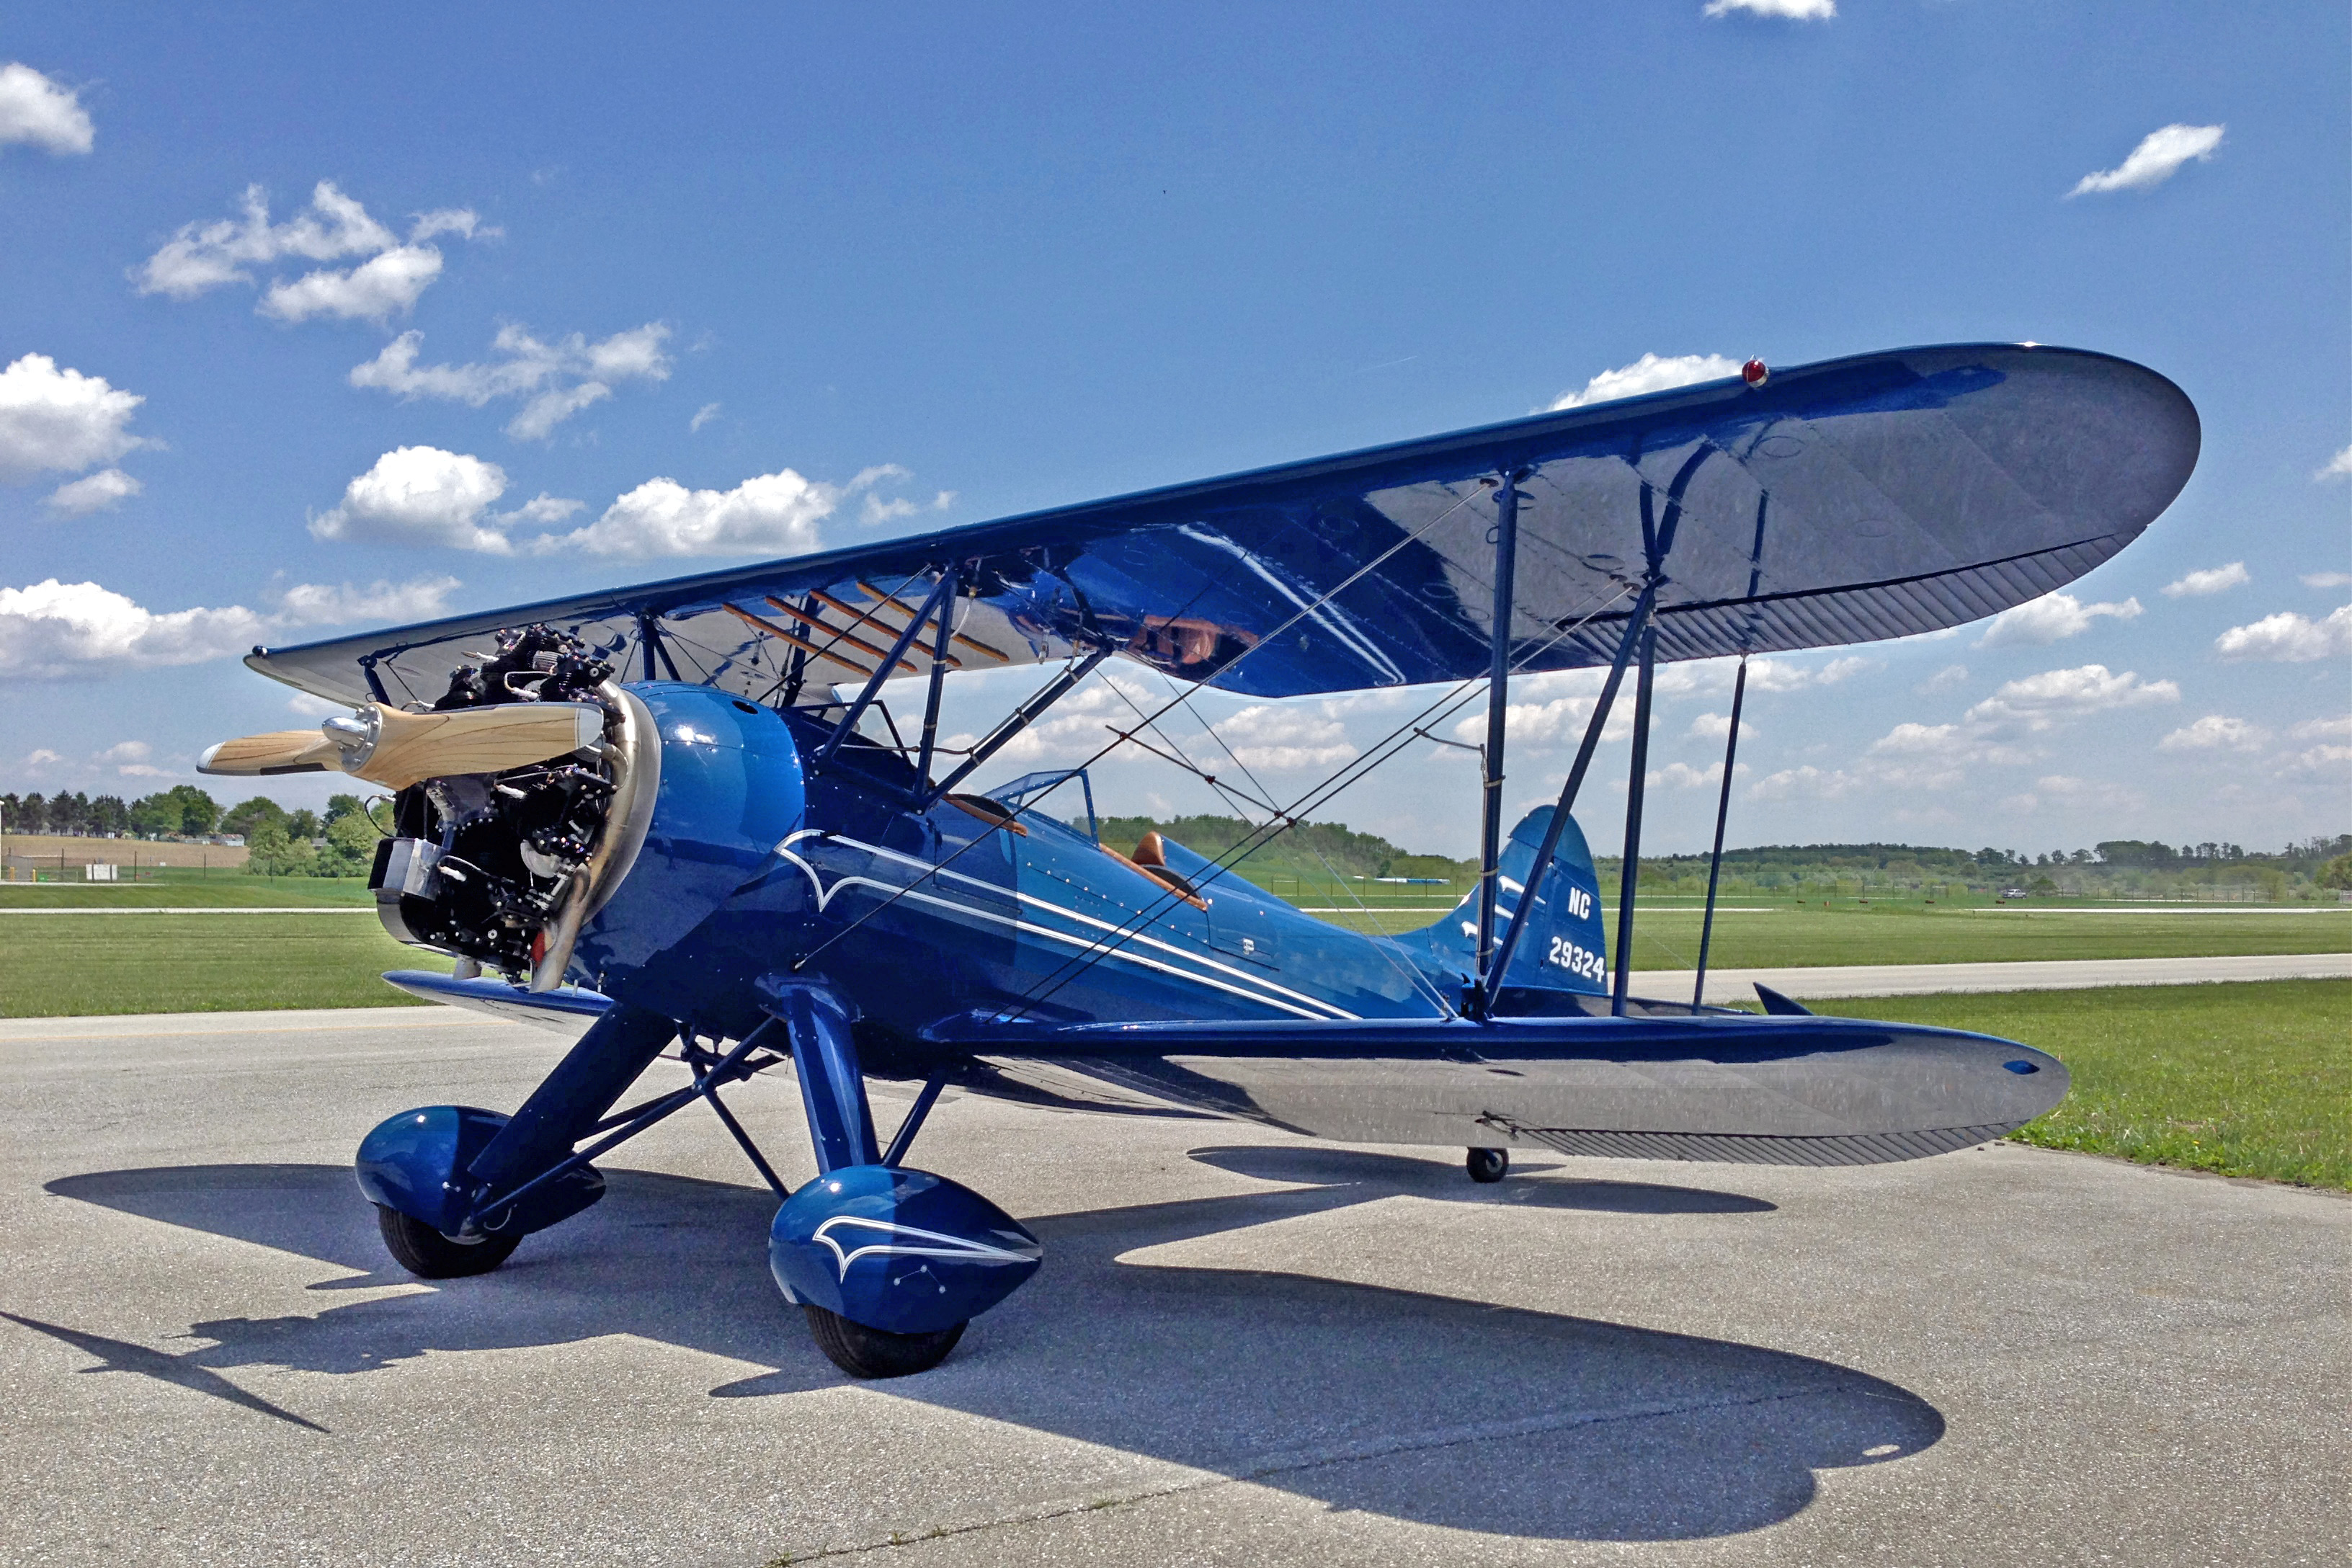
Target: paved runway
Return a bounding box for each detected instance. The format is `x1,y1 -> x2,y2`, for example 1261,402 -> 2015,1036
1667,950 -> 2352,1004
1,1008 -> 2344,1567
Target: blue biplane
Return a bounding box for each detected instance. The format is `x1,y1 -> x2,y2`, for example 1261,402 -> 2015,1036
200,343 -> 2197,1377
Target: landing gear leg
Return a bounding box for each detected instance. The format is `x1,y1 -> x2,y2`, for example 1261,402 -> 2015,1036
1466,1146 -> 1509,1183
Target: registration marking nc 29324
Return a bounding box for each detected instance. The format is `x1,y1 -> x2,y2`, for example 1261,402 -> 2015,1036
1545,935 -> 1605,982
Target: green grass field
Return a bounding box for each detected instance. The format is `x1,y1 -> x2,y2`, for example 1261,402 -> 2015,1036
1806,982 -> 2352,1190
2,902 -> 2342,1019
0,870 -> 372,906
0,913 -> 445,1016
1313,902 -> 2350,967
2,904 -> 2343,1193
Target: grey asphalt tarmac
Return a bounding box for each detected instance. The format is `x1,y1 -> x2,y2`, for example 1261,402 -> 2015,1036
1668,950 -> 2352,1003
1,1007 -> 2345,1567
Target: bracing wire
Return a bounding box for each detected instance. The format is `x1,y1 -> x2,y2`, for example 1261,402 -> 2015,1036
990,582 -> 1636,1021
788,478 -> 1505,974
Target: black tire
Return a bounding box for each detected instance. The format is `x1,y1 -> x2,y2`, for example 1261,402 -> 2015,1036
803,1304 -> 966,1378
1466,1146 -> 1509,1183
375,1204 -> 520,1278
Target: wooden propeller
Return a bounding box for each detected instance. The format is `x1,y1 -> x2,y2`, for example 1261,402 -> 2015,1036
200,703 -> 607,790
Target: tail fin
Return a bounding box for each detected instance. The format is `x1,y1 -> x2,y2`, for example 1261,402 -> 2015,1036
1388,806 -> 1609,1004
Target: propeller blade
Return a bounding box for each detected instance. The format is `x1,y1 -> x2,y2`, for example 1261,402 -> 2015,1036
352,703 -> 606,789
197,730 -> 344,776
197,703 -> 606,789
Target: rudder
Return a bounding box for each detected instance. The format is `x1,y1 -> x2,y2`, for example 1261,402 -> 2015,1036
1387,806 -> 1608,1008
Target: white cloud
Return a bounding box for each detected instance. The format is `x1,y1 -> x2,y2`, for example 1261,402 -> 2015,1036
2303,571 -> 2352,589
310,446 -> 579,554
1649,760 -> 1724,790
1206,704 -> 1357,771
349,322 -> 671,439
313,450 -> 933,561
0,579 -> 267,678
0,569 -> 466,682
2028,775 -> 2143,812
2287,743 -> 2352,773
863,488 -> 956,526
1917,663 -> 1969,694
274,575 -> 461,626
1511,652 -> 1866,708
508,381 -> 612,440
2068,123 -> 2224,198
2291,716 -> 2352,741
1703,0 -> 1833,18
0,354 -> 144,481
1975,592 -> 2142,647
1546,352 -> 1740,412
691,402 -> 722,432
1746,654 -> 1871,692
2157,714 -> 2269,752
2160,562 -> 2248,598
0,62 -> 93,154
45,468 -> 141,515
286,691 -> 345,718
1963,664 -> 2179,731
2214,605 -> 2352,662
97,740 -> 163,778
259,244 -> 446,324
2315,445 -> 2352,481
540,468 -> 841,558
1860,723 -> 2039,791
1747,765 -> 1859,801
1463,653 -> 1866,751
134,182 -> 485,320
1456,690 -> 1633,750
941,677 -> 1147,768
24,748 -> 62,766
1685,711 -> 1756,741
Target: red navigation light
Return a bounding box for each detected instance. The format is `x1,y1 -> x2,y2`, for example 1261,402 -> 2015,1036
1742,358 -> 1769,387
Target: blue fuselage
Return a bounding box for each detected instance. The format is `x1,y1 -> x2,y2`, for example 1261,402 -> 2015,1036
570,685 -> 1476,1059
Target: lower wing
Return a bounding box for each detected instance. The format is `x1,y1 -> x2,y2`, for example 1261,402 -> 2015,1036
386,971 -> 2065,1165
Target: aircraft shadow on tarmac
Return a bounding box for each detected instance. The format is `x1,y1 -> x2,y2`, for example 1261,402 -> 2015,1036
31,1153 -> 1940,1543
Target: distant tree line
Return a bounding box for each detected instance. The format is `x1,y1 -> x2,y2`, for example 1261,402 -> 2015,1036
238,794 -> 380,878
3,786 -> 220,837
1080,814 -> 2352,903
1,788 -> 383,878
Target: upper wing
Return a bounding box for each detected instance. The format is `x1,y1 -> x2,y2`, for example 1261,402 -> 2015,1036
250,343 -> 2197,707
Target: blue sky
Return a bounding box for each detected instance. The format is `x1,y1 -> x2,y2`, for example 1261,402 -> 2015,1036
1,1 -> 2346,858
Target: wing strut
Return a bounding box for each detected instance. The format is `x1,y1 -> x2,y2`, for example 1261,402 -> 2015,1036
1692,654 -> 1750,1006
1693,490 -> 1771,1007
814,571 -> 957,771
913,566 -> 960,794
636,611 -> 682,683
1613,447 -> 1710,1015
1471,471 -> 1525,992
922,644 -> 1115,807
1609,625 -> 1658,1016
1479,579 -> 1655,1008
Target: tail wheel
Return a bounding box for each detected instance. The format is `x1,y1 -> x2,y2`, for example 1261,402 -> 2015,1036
375,1204 -> 520,1278
803,1304 -> 966,1378
1466,1146 -> 1509,1183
